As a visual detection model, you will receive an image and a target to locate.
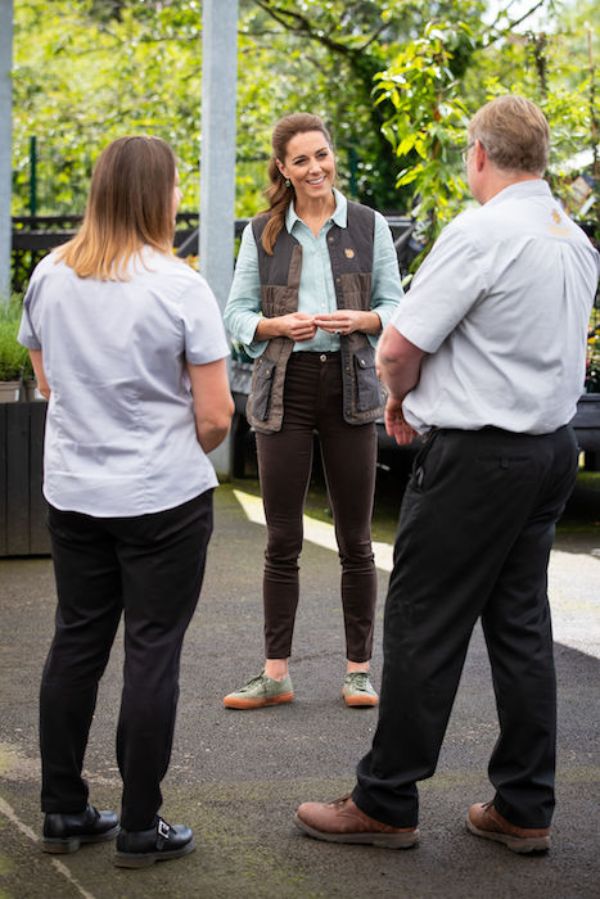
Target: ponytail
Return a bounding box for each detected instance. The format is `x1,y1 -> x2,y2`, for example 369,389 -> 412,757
261,158 -> 292,255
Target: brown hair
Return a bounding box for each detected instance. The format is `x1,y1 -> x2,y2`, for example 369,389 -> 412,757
261,113 -> 334,255
468,95 -> 550,175
56,136 -> 177,280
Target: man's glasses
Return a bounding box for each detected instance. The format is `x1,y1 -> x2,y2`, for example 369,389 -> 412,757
461,141 -> 476,164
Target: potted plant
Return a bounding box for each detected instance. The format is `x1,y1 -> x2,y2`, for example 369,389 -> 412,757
22,354 -> 44,402
0,299 -> 29,402
0,297 -> 50,556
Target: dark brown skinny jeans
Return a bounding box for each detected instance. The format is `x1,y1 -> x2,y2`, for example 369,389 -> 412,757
255,351 -> 378,662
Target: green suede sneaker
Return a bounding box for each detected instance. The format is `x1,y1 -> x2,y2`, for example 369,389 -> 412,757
342,672 -> 379,708
223,671 -> 294,710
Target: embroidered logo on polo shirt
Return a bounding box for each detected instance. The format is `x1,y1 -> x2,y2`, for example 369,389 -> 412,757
344,248 -> 355,258
549,207 -> 570,236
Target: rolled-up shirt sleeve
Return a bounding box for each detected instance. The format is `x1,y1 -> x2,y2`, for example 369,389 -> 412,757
389,223 -> 488,353
370,211 -> 403,330
224,224 -> 268,358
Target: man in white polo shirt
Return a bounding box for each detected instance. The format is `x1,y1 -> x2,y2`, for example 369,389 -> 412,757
294,95 -> 600,853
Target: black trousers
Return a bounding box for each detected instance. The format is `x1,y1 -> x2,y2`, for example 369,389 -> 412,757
40,490 -> 213,831
353,426 -> 578,829
256,351 -> 378,661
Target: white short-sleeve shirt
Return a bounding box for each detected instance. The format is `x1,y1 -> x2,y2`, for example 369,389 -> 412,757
390,180 -> 600,434
18,248 -> 230,517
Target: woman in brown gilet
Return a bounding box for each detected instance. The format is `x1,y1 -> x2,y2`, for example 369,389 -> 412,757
223,113 -> 402,709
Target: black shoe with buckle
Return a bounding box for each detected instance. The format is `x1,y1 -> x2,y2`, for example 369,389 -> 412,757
42,805 -> 119,854
114,817 -> 195,868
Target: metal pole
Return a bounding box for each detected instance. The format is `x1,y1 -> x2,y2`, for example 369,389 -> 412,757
0,0 -> 13,303
29,135 -> 37,217
200,0 -> 238,478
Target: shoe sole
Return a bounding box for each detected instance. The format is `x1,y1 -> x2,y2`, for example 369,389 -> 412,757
223,692 -> 294,710
42,825 -> 120,854
294,814 -> 419,849
114,838 -> 196,868
343,693 -> 379,708
465,816 -> 550,853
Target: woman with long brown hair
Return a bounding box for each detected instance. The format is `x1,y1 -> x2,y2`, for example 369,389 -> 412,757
223,113 -> 402,710
18,135 -> 233,867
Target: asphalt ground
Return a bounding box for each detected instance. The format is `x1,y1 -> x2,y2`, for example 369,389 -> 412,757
0,479 -> 599,899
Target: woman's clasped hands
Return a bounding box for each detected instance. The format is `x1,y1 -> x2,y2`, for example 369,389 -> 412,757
278,309 -> 377,340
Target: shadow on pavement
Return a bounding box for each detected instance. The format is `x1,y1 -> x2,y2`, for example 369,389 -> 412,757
0,484 -> 599,898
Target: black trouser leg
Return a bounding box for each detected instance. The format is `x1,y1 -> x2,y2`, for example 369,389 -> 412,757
353,427 -> 577,828
40,492 -> 213,829
41,511 -> 123,813
483,433 -> 577,827
114,492 -> 213,831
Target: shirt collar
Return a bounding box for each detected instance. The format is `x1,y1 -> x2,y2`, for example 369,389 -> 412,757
485,178 -> 552,208
285,187 -> 347,232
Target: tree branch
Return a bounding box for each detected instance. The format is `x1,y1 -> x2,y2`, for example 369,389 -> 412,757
484,0 -> 546,48
507,0 -> 545,33
238,28 -> 286,38
253,0 -> 354,56
359,22 -> 387,53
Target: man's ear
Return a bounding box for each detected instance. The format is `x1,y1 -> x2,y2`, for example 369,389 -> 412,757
474,139 -> 487,171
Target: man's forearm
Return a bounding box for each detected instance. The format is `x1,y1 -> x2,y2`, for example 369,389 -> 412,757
376,325 -> 426,400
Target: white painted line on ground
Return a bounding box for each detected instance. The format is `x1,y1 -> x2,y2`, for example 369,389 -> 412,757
233,489 -> 600,660
547,551 -> 600,659
0,795 -> 97,899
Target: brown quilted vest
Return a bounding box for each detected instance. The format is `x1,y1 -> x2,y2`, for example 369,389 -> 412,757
247,201 -> 383,433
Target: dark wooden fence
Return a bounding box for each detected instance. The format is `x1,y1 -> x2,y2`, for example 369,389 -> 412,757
10,213 -> 415,294
11,213 -> 204,294
0,401 -> 50,556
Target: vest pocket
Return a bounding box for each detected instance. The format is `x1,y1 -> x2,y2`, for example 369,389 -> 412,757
353,346 -> 382,412
250,357 -> 277,421
261,284 -> 297,318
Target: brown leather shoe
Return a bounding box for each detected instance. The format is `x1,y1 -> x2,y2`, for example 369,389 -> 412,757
466,801 -> 550,853
294,795 -> 418,849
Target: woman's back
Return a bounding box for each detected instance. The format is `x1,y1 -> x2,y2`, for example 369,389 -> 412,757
20,248 -> 229,517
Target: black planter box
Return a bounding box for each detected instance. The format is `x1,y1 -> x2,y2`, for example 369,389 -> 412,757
571,393 -> 600,453
0,401 -> 50,556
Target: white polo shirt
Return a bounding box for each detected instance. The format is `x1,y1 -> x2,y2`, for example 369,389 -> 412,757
391,180 -> 600,434
18,248 -> 230,517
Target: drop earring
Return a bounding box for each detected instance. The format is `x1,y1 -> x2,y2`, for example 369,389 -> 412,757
285,178 -> 291,188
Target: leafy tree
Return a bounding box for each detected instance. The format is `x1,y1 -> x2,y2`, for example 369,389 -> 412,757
12,0 -> 203,215
373,0 -> 600,250
467,0 -> 599,229
241,0 -> 488,210
11,0 -> 599,233
373,18 -> 476,249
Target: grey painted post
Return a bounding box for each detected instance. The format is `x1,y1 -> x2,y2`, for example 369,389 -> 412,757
200,0 -> 238,478
0,0 -> 13,303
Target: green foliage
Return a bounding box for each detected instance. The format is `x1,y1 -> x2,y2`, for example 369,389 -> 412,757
587,309 -> 600,393
240,0 -> 491,211
10,0 -> 600,232
464,0 -> 600,227
374,18 -> 478,249
13,0 -> 203,215
0,300 -> 30,382
373,1 -> 600,251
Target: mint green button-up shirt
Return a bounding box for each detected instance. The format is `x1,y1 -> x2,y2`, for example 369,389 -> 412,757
224,189 -> 403,357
